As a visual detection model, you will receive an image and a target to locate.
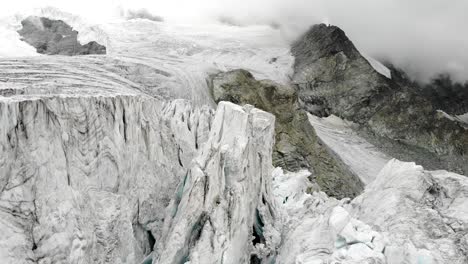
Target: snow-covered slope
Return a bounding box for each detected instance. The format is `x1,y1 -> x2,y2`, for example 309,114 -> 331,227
101,20 -> 293,106
308,114 -> 391,184
0,10 -> 293,106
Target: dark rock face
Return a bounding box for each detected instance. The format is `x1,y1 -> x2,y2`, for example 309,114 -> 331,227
80,41 -> 107,55
292,24 -> 395,121
17,16 -> 106,56
419,74 -> 468,116
210,69 -> 364,199
292,24 -> 468,175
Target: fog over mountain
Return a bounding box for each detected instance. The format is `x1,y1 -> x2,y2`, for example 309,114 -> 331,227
1,0 -> 467,82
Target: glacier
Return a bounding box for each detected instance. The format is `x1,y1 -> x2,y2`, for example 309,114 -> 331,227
0,8 -> 467,264
273,160 -> 468,264
0,93 -> 214,263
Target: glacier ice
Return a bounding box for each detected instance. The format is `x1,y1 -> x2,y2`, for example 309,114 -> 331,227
0,10 -> 467,264
155,102 -> 279,263
0,93 -> 214,263
272,168 -> 386,264
272,159 -> 468,264
350,159 -> 468,264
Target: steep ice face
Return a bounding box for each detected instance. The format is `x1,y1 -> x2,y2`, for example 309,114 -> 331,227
0,62 -> 281,263
155,102 -> 279,264
0,90 -> 214,263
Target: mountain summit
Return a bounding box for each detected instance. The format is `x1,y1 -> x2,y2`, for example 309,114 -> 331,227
17,16 -> 106,55
292,23 -> 468,175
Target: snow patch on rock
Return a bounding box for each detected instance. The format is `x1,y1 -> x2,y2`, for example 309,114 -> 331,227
363,53 -> 392,79
436,110 -> 468,128
308,114 -> 391,184
456,112 -> 468,125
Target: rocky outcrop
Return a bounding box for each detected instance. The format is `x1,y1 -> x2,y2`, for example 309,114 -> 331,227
17,16 -> 106,55
419,74 -> 468,116
292,24 -> 394,120
292,24 -> 468,175
210,69 -> 363,199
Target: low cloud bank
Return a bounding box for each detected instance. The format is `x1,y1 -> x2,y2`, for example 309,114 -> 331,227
195,0 -> 468,83
2,0 -> 467,82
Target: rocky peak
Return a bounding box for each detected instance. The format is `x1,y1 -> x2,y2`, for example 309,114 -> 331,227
292,23 -> 394,121
17,16 -> 106,56
291,23 -> 468,175
292,24 -> 360,67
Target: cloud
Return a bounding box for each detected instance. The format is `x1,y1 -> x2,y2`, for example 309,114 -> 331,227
2,0 -> 467,82
124,8 -> 164,22
186,0 -> 467,82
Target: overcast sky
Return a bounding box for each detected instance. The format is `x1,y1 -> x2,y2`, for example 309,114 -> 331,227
2,0 -> 467,82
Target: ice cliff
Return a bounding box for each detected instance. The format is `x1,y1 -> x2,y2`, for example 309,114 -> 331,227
0,93 -> 213,262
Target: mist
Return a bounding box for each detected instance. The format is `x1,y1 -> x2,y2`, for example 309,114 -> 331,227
1,0 -> 467,82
